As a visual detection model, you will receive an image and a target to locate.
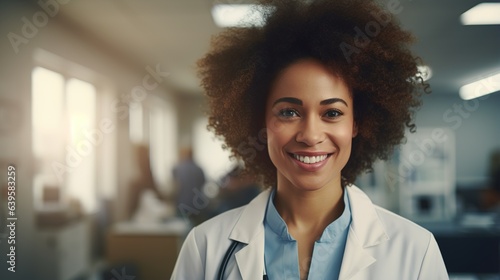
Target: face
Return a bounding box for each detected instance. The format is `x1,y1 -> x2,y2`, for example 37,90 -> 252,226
265,59 -> 357,192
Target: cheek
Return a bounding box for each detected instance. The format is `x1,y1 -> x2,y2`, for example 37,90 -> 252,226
265,128 -> 281,167
265,114 -> 290,146
331,123 -> 356,148
266,115 -> 287,134
265,121 -> 295,162
265,126 -> 282,151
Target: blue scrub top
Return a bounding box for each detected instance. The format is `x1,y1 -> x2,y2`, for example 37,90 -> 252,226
264,189 -> 352,279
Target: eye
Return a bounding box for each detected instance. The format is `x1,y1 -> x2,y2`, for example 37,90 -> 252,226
278,108 -> 300,118
324,109 -> 343,119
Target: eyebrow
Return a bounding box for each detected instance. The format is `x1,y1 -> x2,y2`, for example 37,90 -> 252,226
272,97 -> 302,106
320,98 -> 348,107
272,97 -> 348,107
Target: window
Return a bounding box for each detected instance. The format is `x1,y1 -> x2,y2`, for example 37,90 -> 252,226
65,78 -> 97,212
129,94 -> 177,193
32,66 -> 98,213
193,117 -> 235,181
149,98 -> 177,191
32,67 -> 65,160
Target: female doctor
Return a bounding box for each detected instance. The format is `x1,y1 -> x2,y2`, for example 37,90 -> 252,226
171,0 -> 448,279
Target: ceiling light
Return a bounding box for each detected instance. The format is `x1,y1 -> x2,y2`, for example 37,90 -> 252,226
211,4 -> 270,28
460,3 -> 500,25
416,65 -> 433,82
459,72 -> 500,100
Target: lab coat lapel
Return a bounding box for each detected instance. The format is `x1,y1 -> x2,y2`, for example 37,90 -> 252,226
234,230 -> 265,280
338,228 -> 376,280
229,189 -> 270,280
339,186 -> 390,280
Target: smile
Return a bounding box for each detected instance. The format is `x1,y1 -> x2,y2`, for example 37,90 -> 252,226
291,154 -> 329,164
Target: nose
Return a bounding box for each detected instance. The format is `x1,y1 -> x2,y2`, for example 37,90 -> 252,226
295,115 -> 326,146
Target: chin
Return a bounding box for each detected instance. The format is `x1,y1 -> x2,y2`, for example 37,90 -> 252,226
286,175 -> 339,192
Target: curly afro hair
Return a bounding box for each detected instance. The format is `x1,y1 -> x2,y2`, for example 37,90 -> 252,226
198,0 -> 429,188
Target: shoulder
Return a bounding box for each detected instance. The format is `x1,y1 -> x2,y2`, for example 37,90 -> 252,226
193,206 -> 245,240
345,185 -> 448,278
173,207 -> 246,279
372,206 -> 448,278
188,188 -> 270,246
175,206 -> 246,276
373,205 -> 432,245
346,186 -> 449,276
347,185 -> 433,251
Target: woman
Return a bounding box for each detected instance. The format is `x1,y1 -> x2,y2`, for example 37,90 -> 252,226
171,0 -> 448,279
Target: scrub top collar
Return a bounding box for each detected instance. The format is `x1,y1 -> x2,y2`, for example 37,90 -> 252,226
265,187 -> 352,243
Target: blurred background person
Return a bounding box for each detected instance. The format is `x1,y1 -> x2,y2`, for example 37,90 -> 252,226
172,147 -> 206,225
209,165 -> 261,217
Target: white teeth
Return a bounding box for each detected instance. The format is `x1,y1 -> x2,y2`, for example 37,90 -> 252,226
293,154 -> 328,164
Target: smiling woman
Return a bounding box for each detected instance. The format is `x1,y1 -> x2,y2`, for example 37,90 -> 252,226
171,0 -> 448,279
266,59 -> 356,194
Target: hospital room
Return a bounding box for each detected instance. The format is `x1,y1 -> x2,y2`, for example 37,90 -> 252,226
0,0 -> 499,279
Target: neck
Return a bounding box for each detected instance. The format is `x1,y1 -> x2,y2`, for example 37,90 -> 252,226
274,177 -> 345,234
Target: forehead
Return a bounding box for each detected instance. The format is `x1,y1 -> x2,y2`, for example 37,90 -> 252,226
268,59 -> 352,104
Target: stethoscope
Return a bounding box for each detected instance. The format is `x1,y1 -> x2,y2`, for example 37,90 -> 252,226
217,241 -> 269,280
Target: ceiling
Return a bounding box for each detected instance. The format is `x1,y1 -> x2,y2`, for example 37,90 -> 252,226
54,0 -> 500,96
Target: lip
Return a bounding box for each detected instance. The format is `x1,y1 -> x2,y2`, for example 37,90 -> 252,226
287,151 -> 333,172
290,151 -> 331,156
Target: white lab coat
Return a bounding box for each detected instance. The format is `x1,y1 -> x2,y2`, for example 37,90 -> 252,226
171,185 -> 449,280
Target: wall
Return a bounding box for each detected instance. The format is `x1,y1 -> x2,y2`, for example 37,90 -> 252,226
415,91 -> 500,188
176,93 -> 207,149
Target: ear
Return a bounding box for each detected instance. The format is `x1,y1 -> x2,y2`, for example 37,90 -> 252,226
352,122 -> 358,138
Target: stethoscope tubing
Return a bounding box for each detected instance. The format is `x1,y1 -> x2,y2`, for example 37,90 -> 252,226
218,241 -> 269,280
218,240 -> 240,280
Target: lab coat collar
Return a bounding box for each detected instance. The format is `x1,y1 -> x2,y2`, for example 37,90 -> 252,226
229,186 -> 389,246
229,189 -> 270,279
339,185 -> 390,280
228,185 -> 389,280
229,188 -> 270,243
346,185 -> 389,248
